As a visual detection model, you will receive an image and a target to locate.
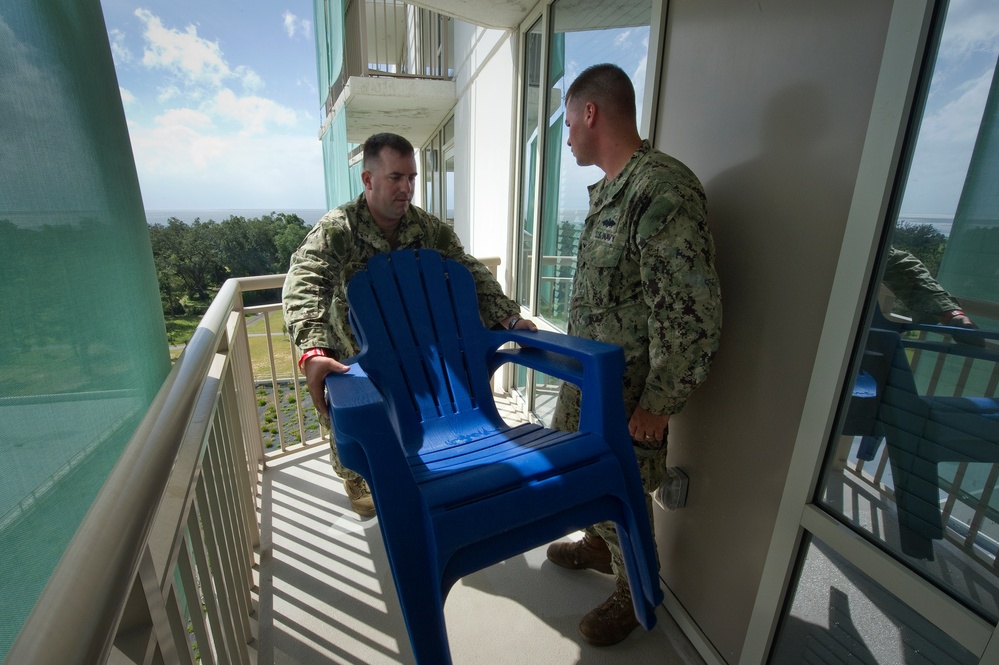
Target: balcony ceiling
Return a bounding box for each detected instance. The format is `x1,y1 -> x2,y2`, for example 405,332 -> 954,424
337,76 -> 456,147
412,0 -> 651,30
410,0 -> 535,29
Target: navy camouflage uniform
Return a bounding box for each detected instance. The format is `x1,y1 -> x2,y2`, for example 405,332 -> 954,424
882,247 -> 962,322
552,140 -> 722,584
282,194 -> 519,481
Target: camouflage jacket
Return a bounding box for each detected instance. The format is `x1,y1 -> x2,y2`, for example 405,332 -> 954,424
282,194 -> 519,359
882,247 -> 961,320
568,140 -> 722,416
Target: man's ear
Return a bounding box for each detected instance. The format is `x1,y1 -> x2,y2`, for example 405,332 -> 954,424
361,170 -> 372,189
584,101 -> 598,128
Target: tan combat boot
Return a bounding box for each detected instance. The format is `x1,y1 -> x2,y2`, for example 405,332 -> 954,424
343,476 -> 375,517
578,580 -> 640,646
545,533 -> 613,574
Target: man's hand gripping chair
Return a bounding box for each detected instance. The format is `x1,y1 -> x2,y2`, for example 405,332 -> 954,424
324,249 -> 663,663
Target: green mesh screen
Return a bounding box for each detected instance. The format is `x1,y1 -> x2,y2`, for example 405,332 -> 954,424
322,113 -> 360,208
0,1 -> 171,659
937,55 -> 999,329
316,0 -> 362,208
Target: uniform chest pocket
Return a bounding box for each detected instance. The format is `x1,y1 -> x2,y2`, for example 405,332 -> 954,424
579,233 -> 625,268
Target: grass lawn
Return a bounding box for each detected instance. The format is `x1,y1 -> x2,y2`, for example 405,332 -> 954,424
245,309 -> 285,336
165,315 -> 200,347
248,332 -> 295,380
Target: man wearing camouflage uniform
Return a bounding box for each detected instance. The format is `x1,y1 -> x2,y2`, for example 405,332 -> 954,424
283,132 -> 533,517
882,247 -> 975,327
546,64 -> 722,646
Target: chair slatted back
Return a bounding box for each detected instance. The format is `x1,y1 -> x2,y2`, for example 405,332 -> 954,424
347,250 -> 498,447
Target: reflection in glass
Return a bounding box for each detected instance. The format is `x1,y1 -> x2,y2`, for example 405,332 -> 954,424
423,146 -> 437,215
820,0 -> 999,622
536,0 -> 651,330
517,20 -> 543,308
532,371 -> 561,427
445,151 -> 455,228
771,535 -> 977,664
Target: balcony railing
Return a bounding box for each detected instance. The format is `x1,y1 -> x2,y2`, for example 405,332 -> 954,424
6,260 -> 995,663
6,258 -> 502,664
839,298 -> 999,568
326,0 -> 452,117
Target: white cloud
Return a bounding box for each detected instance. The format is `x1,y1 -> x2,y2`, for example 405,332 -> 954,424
282,11 -> 311,39
236,66 -> 264,92
129,118 -> 324,208
120,87 -> 136,105
116,10 -> 324,209
922,67 -> 994,145
156,107 -> 215,130
208,88 -> 298,135
296,76 -> 318,94
939,0 -> 999,60
135,8 -> 262,93
108,28 -> 132,65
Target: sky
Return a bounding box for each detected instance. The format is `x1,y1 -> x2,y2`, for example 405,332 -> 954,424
898,0 -> 999,217
99,0 -> 327,210
554,27 -> 651,213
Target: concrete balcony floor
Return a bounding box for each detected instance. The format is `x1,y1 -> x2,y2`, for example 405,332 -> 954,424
251,400 -> 705,664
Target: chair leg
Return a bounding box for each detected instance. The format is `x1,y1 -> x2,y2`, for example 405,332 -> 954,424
883,435 -> 941,560
376,517 -> 454,664
614,516 -> 663,631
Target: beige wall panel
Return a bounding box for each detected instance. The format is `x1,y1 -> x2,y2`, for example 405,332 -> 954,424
451,22 -> 518,287
652,1 -> 893,660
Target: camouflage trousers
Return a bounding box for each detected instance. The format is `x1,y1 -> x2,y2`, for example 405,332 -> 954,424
552,383 -> 668,584
317,407 -> 363,482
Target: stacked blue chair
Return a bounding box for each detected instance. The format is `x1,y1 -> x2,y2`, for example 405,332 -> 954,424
873,323 -> 999,559
846,312 -> 999,560
324,249 -> 663,663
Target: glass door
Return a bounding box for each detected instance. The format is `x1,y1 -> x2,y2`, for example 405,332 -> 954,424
772,2 -> 999,660
512,0 -> 654,424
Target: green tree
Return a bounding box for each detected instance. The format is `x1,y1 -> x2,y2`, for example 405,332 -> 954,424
893,221 -> 946,277
148,212 -> 312,312
273,214 -> 309,272
148,221 -> 186,314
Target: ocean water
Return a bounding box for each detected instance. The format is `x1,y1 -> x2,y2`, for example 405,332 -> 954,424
897,214 -> 953,237
145,208 -> 328,226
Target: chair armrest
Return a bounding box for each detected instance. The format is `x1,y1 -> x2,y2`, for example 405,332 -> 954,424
488,329 -> 623,385
325,365 -> 420,488
324,364 -> 389,441
488,329 -> 629,440
895,324 -> 999,362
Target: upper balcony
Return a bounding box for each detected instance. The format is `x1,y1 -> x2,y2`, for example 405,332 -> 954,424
323,0 -> 456,147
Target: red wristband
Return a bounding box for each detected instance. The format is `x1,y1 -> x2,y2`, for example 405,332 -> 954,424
298,347 -> 331,371
939,310 -> 965,324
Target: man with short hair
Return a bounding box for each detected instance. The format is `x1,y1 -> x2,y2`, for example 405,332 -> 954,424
546,64 -> 722,646
283,132 -> 534,517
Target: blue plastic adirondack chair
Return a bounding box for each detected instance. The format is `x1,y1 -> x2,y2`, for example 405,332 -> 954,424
846,315 -> 999,559
324,249 -> 663,663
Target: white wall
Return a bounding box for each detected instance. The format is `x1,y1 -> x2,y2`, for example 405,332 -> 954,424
651,1 -> 895,660
450,20 -> 519,290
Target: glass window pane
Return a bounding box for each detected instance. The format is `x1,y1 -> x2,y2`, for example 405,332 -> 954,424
532,371 -> 560,426
517,19 -> 543,308
771,535 -> 977,664
511,367 -> 561,427
537,0 -> 652,330
820,0 -> 999,622
423,146 -> 437,215
445,150 -> 455,228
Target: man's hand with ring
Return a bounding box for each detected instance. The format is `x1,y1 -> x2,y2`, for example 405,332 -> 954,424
629,405 -> 670,443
